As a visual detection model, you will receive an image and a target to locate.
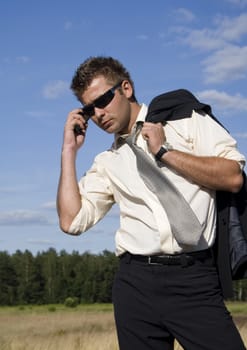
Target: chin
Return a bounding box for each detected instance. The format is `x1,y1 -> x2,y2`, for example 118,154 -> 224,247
103,126 -> 115,134
105,124 -> 120,134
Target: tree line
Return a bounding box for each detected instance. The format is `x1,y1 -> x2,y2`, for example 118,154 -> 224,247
0,248 -> 119,305
0,248 -> 246,305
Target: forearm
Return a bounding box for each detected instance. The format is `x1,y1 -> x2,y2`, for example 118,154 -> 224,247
142,122 -> 244,193
57,148 -> 82,232
160,150 -> 243,193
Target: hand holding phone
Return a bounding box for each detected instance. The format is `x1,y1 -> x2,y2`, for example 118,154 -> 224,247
74,110 -> 90,136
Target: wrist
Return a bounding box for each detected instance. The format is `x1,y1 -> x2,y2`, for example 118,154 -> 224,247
62,145 -> 78,159
62,141 -> 78,153
155,142 -> 173,161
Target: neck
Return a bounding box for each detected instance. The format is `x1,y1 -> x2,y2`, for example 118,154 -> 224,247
127,102 -> 142,134
114,102 -> 142,137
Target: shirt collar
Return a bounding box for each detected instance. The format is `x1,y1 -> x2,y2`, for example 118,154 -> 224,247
113,103 -> 148,148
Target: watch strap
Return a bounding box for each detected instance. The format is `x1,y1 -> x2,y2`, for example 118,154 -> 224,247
155,142 -> 173,161
155,146 -> 168,161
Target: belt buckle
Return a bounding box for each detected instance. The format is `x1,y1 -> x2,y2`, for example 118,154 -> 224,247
148,256 -> 160,265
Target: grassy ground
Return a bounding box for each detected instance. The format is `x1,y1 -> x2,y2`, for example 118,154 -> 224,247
0,302 -> 246,350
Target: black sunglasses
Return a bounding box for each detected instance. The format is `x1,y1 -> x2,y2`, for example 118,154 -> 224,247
82,80 -> 123,120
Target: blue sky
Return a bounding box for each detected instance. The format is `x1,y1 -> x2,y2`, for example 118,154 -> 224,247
0,0 -> 247,255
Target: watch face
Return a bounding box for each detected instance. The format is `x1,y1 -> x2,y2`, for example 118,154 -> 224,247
164,142 -> 173,151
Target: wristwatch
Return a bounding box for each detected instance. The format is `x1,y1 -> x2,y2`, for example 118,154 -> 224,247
155,142 -> 173,161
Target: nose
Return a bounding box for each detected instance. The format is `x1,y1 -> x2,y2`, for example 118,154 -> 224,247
94,107 -> 105,120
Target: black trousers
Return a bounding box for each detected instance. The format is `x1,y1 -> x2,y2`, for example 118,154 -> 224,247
112,251 -> 246,350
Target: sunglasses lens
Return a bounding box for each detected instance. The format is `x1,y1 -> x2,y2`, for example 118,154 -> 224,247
82,81 -> 122,117
95,90 -> 114,109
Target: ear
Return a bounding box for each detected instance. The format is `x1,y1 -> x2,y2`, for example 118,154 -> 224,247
121,80 -> 134,99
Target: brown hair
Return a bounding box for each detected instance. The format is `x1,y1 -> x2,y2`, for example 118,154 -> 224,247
70,56 -> 136,101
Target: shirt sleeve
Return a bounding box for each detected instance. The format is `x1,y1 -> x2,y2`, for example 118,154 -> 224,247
191,110 -> 246,169
68,155 -> 115,235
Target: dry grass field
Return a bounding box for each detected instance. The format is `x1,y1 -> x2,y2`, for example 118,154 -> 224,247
0,303 -> 246,350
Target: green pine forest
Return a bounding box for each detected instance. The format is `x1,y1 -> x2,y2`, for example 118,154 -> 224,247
0,248 -> 246,305
0,249 -> 118,305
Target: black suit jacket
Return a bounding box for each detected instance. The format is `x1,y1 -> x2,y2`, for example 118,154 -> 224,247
145,89 -> 247,299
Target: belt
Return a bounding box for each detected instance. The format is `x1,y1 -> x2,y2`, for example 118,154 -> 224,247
120,249 -> 212,267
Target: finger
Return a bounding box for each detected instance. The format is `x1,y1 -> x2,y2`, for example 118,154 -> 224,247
74,119 -> 88,136
142,132 -> 149,140
68,110 -> 87,126
68,109 -> 87,124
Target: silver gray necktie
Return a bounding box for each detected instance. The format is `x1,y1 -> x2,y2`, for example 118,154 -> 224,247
124,124 -> 203,247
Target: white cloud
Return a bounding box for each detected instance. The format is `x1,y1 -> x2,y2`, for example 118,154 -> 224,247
182,28 -> 226,51
173,8 -> 195,22
43,80 -> 69,99
136,34 -> 148,40
233,132 -> 247,138
214,13 -> 247,41
196,89 -> 247,111
42,201 -> 56,210
170,12 -> 247,84
202,45 -> 247,83
0,210 -> 53,226
179,13 -> 247,52
227,0 -> 247,7
16,56 -> 30,63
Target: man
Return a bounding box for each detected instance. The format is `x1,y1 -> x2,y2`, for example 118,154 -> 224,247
57,56 -> 246,349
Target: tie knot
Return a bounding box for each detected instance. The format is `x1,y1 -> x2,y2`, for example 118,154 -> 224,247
115,121 -> 144,148
115,135 -> 127,148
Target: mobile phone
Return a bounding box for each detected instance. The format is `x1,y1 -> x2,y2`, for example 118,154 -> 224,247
74,110 -> 90,136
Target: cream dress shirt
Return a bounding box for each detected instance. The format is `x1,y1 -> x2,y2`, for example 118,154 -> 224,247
68,104 -> 246,256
